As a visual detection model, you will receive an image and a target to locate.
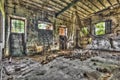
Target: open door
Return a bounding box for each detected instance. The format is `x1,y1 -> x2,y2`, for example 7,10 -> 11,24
59,26 -> 67,50
9,16 -> 27,56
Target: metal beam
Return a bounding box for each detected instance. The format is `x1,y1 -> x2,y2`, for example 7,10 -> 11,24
55,0 -> 80,17
98,0 -> 106,8
88,0 -> 101,10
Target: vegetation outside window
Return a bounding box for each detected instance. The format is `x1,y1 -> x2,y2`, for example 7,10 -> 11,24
95,22 -> 105,36
11,19 -> 25,33
38,22 -> 53,30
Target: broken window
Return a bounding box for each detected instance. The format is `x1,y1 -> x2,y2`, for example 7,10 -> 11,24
11,19 -> 25,33
105,20 -> 112,34
95,22 -> 105,36
94,20 -> 112,36
38,22 -> 53,30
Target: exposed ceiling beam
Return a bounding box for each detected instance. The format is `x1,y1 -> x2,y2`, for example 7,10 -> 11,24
59,0 -> 69,5
98,0 -> 106,8
74,12 -> 86,17
93,3 -> 120,15
88,0 -> 101,10
22,0 -> 51,12
61,8 -> 87,18
51,0 -> 66,8
49,0 -> 74,15
28,0 -> 60,12
116,0 -> 120,5
107,0 -> 113,6
77,4 -> 92,14
55,0 -> 80,17
79,1 -> 96,12
52,5 -> 86,18
75,8 -> 89,16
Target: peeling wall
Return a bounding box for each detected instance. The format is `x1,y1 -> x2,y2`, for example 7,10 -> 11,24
87,12 -> 120,51
5,0 -> 53,56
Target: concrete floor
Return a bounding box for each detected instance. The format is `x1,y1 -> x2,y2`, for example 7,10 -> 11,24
0,49 -> 120,80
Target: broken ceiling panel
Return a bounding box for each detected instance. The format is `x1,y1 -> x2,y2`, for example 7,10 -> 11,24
13,0 -> 120,20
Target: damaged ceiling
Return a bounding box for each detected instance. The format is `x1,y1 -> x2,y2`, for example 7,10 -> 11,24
5,0 -> 120,24
14,0 -> 120,19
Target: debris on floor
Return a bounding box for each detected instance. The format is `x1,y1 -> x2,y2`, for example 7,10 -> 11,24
1,49 -> 120,80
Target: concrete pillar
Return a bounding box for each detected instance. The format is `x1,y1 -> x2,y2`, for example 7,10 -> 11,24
0,44 -> 2,61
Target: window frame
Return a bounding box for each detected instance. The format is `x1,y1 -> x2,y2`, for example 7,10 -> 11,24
37,21 -> 53,30
8,15 -> 27,42
10,18 -> 25,34
93,20 -> 112,37
94,21 -> 106,36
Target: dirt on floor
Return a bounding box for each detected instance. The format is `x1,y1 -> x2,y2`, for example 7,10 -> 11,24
1,49 -> 120,80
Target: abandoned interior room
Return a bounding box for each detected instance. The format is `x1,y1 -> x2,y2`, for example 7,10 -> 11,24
0,0 -> 120,80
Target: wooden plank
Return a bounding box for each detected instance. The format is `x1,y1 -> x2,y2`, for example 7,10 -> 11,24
88,0 -> 101,10
98,0 -> 106,8
79,1 -> 96,12
107,0 -> 113,6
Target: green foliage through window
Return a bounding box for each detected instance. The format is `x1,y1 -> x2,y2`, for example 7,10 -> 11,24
95,22 -> 105,36
11,19 -> 25,33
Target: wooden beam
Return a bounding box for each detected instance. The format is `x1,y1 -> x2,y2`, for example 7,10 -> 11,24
116,0 -> 120,4
59,0 -> 69,4
60,14 -> 71,19
88,0 -> 101,10
107,0 -> 113,6
98,0 -> 106,8
49,1 -> 74,15
77,4 -> 92,14
21,0 -> 45,11
26,0 -> 59,12
93,3 -> 120,16
79,1 -> 96,12
51,1 -> 87,18
55,0 -> 80,17
76,8 -> 88,15
61,8 -> 86,19
51,0 -> 66,8
19,4 -> 54,17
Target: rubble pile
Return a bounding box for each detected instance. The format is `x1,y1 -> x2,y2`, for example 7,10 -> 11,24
67,49 -> 100,61
0,49 -> 120,80
1,58 -> 42,80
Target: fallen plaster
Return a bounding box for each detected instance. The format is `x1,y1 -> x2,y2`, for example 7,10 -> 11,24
0,49 -> 120,80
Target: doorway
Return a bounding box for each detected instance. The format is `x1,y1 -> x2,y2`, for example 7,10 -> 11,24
59,27 -> 67,50
9,16 -> 26,56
